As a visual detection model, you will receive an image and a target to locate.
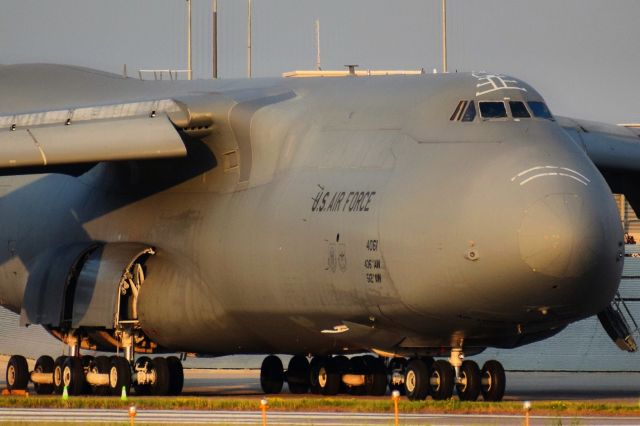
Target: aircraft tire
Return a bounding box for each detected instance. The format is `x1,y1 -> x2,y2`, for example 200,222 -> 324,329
429,360 -> 454,400
90,356 -> 111,396
317,357 -> 340,396
388,357 -> 407,395
166,356 -> 184,396
347,356 -> 366,395
53,356 -> 68,394
6,355 -> 29,391
404,358 -> 429,401
81,356 -> 95,395
308,356 -> 326,394
133,356 -> 152,396
286,355 -> 310,394
364,357 -> 387,396
33,355 -> 55,395
109,356 -> 132,396
333,355 -> 350,394
481,360 -> 505,402
149,357 -> 170,396
456,360 -> 481,401
62,357 -> 86,396
260,355 -> 284,394
421,356 -> 435,371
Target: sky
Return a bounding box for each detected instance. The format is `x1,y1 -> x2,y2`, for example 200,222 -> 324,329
0,0 -> 638,123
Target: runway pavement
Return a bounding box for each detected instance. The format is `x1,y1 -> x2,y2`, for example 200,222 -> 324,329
1,408 -> 640,425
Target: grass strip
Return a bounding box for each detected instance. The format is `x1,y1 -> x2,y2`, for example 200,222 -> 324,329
0,396 -> 639,417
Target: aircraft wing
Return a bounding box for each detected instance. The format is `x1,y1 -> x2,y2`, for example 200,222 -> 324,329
0,99 -> 187,168
558,116 -> 640,209
558,117 -> 640,173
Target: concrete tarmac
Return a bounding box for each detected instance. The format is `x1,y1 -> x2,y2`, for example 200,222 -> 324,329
1,407 -> 640,425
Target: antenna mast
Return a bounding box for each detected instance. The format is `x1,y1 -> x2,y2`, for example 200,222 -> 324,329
212,0 -> 218,79
441,0 -> 447,73
247,0 -> 252,78
187,0 -> 192,80
315,19 -> 321,70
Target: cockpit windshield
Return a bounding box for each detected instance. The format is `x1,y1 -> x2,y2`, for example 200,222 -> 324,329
527,101 -> 554,120
479,102 -> 507,119
509,101 -> 531,118
461,101 -> 476,122
450,99 -> 554,122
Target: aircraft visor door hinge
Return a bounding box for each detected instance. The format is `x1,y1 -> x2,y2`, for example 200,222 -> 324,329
597,292 -> 639,352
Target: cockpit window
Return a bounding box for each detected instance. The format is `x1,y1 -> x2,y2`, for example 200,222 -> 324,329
479,101 -> 507,119
450,100 -> 468,121
461,101 -> 476,122
527,101 -> 554,120
509,101 -> 531,118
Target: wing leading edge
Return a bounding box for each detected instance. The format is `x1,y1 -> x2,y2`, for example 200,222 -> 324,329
0,99 -> 187,169
558,116 -> 640,211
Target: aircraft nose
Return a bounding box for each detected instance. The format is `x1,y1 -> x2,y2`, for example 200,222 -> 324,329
513,165 -> 623,317
519,192 -> 603,278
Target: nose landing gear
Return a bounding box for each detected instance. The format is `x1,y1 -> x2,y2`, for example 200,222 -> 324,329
455,360 -> 481,401
480,359 -> 506,402
398,350 -> 505,402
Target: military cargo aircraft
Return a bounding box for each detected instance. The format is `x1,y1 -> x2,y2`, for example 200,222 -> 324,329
1,64 -> 639,401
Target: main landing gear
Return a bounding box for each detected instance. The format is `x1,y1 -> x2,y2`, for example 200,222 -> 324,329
5,332 -> 184,396
259,351 -> 506,401
5,353 -> 184,397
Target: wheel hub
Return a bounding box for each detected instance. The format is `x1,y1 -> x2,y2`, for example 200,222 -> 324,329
54,367 -> 62,386
318,367 -> 327,387
110,366 -> 118,387
430,370 -> 441,390
459,372 -> 468,391
482,371 -> 492,390
7,366 -> 15,386
406,370 -> 416,392
63,366 -> 71,386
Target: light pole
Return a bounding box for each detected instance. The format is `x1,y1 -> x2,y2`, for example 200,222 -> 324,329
247,0 -> 252,78
212,0 -> 218,79
315,19 -> 321,70
441,0 -> 447,73
187,0 -> 192,80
